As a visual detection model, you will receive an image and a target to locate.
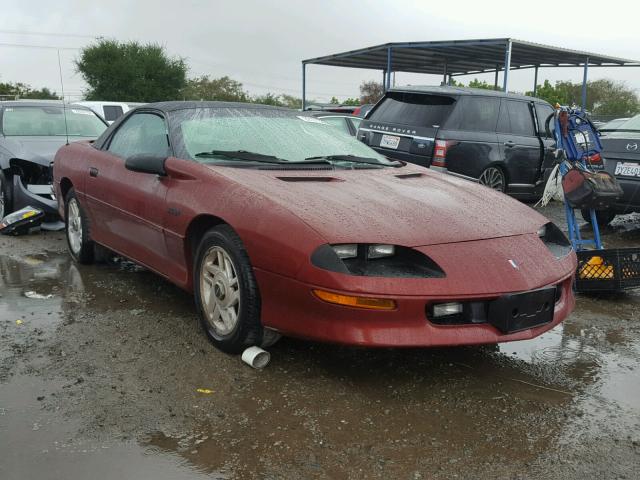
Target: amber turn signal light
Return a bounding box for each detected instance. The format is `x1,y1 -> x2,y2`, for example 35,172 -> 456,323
312,289 -> 397,310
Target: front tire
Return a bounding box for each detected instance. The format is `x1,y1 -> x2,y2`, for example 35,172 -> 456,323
65,189 -> 95,264
478,166 -> 506,193
194,225 -> 264,354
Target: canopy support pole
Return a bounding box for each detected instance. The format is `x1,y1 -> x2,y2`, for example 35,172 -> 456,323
386,47 -> 392,91
503,40 -> 512,92
533,65 -> 539,96
494,64 -> 499,89
442,59 -> 448,85
582,57 -> 589,110
301,62 -> 306,111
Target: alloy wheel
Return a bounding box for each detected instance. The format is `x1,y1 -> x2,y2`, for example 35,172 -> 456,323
67,198 -> 83,255
479,167 -> 506,192
200,246 -> 241,336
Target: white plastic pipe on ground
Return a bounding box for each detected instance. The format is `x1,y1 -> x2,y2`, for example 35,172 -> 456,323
241,346 -> 270,369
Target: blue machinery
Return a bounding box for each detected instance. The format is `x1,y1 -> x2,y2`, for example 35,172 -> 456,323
553,107 -> 604,251
552,107 -> 640,292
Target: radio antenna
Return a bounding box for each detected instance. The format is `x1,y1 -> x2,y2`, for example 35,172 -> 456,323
57,49 -> 69,145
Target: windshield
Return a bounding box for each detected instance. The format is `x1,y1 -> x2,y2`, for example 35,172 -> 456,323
368,92 -> 456,127
2,105 -> 107,137
604,114 -> 640,132
169,108 -> 392,165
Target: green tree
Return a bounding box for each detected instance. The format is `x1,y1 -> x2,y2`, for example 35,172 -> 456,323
467,78 -> 499,90
448,78 -> 498,90
359,80 -> 384,104
182,75 -> 249,102
252,92 -> 284,106
342,97 -> 360,106
76,39 -> 187,102
278,94 -> 302,109
527,79 -> 639,117
0,81 -> 59,99
329,96 -> 340,104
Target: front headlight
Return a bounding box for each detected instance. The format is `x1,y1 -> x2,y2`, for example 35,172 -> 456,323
331,244 -> 395,260
367,244 -> 395,259
312,244 -> 445,278
332,244 -> 358,259
538,222 -> 572,259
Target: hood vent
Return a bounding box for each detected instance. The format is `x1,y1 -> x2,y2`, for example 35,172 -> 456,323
395,173 -> 425,179
277,176 -> 340,182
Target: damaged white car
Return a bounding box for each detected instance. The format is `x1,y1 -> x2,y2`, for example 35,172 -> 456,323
0,100 -> 107,227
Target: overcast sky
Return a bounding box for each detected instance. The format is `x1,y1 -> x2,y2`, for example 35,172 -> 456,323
1,0 -> 639,102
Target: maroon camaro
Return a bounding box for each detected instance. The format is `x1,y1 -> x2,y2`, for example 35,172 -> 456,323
53,102 -> 576,354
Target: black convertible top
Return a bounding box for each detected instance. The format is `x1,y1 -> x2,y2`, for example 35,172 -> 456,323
133,101 -> 294,114
93,101 -> 305,150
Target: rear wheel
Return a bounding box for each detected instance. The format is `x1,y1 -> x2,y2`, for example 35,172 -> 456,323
65,189 -> 95,264
194,225 -> 266,353
479,166 -> 506,192
581,208 -> 616,226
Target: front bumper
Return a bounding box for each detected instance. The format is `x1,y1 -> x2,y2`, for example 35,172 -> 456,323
11,176 -> 59,218
255,268 -> 575,347
612,176 -> 640,213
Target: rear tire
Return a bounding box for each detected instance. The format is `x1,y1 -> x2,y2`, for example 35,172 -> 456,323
580,208 -> 616,226
193,225 -> 264,354
65,189 -> 95,264
478,166 -> 506,193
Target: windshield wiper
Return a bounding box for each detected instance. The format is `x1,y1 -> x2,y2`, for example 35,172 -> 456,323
599,129 -> 640,133
194,150 -> 333,166
195,150 -> 287,163
305,154 -> 400,167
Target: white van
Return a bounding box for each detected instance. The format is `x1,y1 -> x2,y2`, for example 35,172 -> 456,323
72,101 -> 142,124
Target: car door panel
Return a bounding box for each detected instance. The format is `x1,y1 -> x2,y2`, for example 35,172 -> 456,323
440,96 -> 501,180
85,111 -> 172,274
534,102 -> 558,181
443,130 -> 500,179
497,99 -> 541,186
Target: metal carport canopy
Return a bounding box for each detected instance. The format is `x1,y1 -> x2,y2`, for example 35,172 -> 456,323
301,38 -> 640,109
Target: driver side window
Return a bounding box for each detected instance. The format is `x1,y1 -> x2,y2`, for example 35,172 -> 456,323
108,112 -> 170,159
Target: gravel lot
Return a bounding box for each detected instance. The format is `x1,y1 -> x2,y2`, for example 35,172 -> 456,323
1,203 -> 639,479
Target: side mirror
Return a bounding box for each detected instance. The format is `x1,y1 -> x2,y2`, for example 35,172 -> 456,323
125,154 -> 167,176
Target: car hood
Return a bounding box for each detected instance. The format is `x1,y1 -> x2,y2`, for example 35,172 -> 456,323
212,165 -> 548,247
1,136 -> 94,166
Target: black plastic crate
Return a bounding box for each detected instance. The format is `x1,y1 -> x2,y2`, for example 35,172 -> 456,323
575,248 -> 640,292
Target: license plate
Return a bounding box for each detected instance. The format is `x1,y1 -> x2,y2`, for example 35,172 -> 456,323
380,134 -> 400,149
487,287 -> 556,334
614,162 -> 640,178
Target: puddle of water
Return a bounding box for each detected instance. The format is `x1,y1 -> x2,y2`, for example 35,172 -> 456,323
1,212 -> 640,479
0,375 -> 219,480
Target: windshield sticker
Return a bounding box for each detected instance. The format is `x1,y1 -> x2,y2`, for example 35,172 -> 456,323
297,116 -> 324,124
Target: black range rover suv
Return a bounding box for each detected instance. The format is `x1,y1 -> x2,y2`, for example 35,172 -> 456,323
357,86 -> 557,199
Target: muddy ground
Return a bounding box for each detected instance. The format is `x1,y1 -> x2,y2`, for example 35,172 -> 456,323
1,203 -> 639,480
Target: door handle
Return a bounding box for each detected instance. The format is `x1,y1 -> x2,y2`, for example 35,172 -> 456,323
503,141 -> 515,148
89,167 -> 99,177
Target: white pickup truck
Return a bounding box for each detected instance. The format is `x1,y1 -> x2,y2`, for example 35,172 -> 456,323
72,101 -> 144,124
